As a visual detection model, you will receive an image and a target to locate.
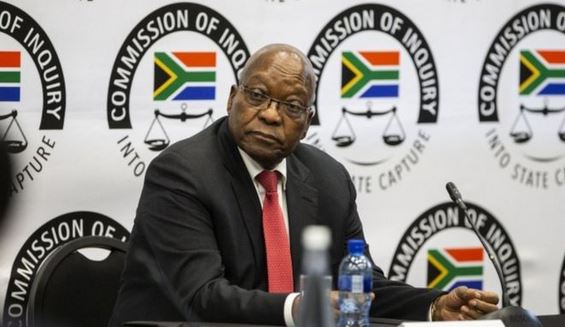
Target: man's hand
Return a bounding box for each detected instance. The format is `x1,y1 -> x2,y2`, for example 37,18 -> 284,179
432,286 -> 499,321
330,291 -> 375,319
292,294 -> 302,321
293,291 -> 341,321
294,291 -> 375,321
330,291 -> 339,318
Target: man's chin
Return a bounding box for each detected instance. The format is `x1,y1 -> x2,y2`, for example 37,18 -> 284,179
243,147 -> 284,169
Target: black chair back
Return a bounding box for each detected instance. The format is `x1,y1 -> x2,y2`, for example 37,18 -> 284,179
27,236 -> 128,327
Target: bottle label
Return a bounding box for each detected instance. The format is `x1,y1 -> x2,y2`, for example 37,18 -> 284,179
351,275 -> 363,293
338,275 -> 372,293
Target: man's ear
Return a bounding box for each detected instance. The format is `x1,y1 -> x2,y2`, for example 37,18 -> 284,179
227,85 -> 237,114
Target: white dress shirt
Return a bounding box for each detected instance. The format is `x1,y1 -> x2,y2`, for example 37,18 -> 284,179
238,149 -> 434,324
238,148 -> 299,326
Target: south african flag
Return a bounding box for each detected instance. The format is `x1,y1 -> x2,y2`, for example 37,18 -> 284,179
0,51 -> 20,102
341,51 -> 399,99
154,51 -> 216,101
427,247 -> 484,291
520,50 -> 565,96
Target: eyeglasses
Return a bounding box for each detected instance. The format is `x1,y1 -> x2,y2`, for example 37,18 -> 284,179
238,85 -> 313,120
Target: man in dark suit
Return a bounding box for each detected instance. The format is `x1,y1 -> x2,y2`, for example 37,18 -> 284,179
109,44 -> 498,326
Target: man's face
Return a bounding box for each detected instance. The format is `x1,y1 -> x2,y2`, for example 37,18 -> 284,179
227,51 -> 313,169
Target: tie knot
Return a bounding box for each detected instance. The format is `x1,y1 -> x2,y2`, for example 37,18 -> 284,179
256,170 -> 279,193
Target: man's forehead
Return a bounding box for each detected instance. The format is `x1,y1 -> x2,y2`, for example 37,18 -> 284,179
248,50 -> 303,71
240,46 -> 315,100
244,70 -> 311,98
246,52 -> 309,79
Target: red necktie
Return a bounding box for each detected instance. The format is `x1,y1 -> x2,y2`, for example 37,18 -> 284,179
256,170 -> 294,293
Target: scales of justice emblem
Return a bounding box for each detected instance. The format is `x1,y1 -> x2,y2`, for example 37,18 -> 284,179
1,109 -> 28,153
331,50 -> 405,151
144,51 -> 217,151
510,50 -> 565,147
1,51 -> 27,154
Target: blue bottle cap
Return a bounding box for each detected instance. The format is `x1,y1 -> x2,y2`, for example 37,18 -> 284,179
347,239 -> 364,255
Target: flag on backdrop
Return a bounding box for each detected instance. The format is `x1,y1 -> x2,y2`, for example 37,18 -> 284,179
520,50 -> 565,96
0,51 -> 21,102
154,51 -> 216,101
427,247 -> 484,291
341,51 -> 399,99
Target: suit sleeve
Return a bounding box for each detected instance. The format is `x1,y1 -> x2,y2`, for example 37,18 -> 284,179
130,150 -> 287,324
338,164 -> 442,321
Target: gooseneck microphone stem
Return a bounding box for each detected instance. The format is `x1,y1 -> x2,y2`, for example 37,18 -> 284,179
445,182 -> 511,308
445,182 -> 542,327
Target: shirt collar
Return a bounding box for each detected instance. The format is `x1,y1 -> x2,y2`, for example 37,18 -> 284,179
238,147 -> 287,190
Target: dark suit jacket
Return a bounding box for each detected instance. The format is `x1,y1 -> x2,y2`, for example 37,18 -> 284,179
109,117 -> 441,326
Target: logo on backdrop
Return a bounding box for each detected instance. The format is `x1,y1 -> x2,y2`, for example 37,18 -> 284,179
427,247 -> 484,291
2,211 -> 129,326
388,202 -> 522,305
107,3 -> 249,177
478,4 -> 565,190
306,4 -> 439,193
0,1 -> 66,194
559,257 -> 565,314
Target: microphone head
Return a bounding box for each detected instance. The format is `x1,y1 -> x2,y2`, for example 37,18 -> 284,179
445,182 -> 462,202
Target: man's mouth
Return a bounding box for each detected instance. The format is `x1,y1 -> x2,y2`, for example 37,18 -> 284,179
248,131 -> 281,144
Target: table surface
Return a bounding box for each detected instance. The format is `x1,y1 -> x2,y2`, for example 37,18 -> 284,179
124,314 -> 565,327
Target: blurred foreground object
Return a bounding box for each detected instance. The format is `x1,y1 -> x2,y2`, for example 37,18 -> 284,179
298,225 -> 334,327
0,131 -> 12,224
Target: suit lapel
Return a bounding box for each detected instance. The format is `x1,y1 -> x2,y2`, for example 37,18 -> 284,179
286,154 -> 319,290
217,119 -> 264,270
217,118 -> 320,290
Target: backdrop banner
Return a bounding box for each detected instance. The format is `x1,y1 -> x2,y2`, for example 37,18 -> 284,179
0,0 -> 564,324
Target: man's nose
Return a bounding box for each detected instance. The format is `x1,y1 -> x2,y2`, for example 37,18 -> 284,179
258,99 -> 283,123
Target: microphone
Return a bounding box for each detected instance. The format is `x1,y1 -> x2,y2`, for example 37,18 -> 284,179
445,182 -> 542,327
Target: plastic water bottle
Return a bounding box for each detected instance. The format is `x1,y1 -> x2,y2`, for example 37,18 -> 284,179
298,225 -> 334,327
337,239 -> 373,327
